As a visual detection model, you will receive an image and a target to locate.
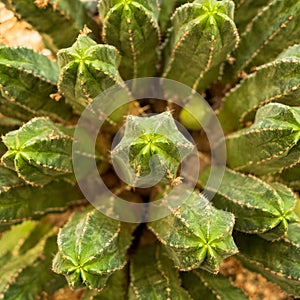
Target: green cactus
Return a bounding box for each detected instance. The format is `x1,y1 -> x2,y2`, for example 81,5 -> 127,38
52,208 -> 135,290
0,0 -> 300,298
234,223 -> 300,297
98,0 -> 160,80
226,103 -> 300,175
199,167 -> 299,240
182,269 -> 248,299
163,0 -> 239,92
128,244 -> 192,299
148,192 -> 238,273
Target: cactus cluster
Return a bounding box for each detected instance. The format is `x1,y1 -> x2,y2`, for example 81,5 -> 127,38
0,0 -> 300,299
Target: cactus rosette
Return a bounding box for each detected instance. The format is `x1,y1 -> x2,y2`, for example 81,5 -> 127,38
0,0 -> 300,299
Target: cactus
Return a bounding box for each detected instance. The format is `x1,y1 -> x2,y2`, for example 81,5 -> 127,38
52,208 -> 135,290
182,269 -> 248,299
199,167 -> 299,240
148,191 -> 238,273
234,223 -> 300,297
128,244 -> 192,299
1,0 -> 300,299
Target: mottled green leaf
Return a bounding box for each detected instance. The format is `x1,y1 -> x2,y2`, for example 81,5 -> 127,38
58,34 -> 128,116
111,112 -> 195,187
148,191 -> 238,273
226,103 -> 300,176
2,0 -> 99,52
1,118 -> 74,186
0,46 -> 72,122
1,236 -> 65,300
81,268 -> 128,300
277,44 -> 300,60
199,168 -> 298,240
233,0 -> 270,33
99,0 -> 160,79
128,244 -> 192,299
0,221 -> 64,299
235,223 -> 300,297
159,0 -> 192,34
225,0 -> 300,80
52,208 -> 135,290
218,58 -> 300,133
163,0 -> 239,92
182,269 -> 248,300
274,163 -> 300,190
0,166 -> 81,227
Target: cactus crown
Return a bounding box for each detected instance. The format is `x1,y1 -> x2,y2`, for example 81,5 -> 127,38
0,0 -> 300,299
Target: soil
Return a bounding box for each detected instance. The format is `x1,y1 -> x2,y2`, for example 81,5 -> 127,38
0,3 -> 295,300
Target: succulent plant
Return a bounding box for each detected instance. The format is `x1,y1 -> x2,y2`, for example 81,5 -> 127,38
0,0 -> 300,299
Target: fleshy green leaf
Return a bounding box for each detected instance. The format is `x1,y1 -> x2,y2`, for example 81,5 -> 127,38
274,163 -> 300,190
128,244 -> 192,299
148,191 -> 238,273
98,0 -> 160,79
111,111 -> 195,187
163,0 -> 239,92
0,166 -> 81,228
225,0 -> 300,80
276,44 -> 300,60
81,268 -> 128,300
235,223 -> 300,297
58,34 -> 128,116
199,167 -> 299,240
226,103 -> 300,176
0,221 -> 65,299
52,208 -> 135,291
218,57 -> 300,133
233,0 -> 269,33
1,117 -> 74,186
158,0 -> 192,34
182,269 -> 248,300
0,46 -> 72,122
2,0 -> 99,52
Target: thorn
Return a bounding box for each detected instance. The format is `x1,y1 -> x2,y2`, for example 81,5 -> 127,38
80,25 -> 92,35
34,0 -> 49,9
50,92 -> 62,101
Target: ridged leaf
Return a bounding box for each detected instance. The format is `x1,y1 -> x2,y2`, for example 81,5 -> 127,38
225,0 -> 300,79
52,208 -> 135,291
81,268 -> 128,300
1,117 -> 74,186
158,0 -> 192,34
148,191 -> 238,273
128,244 -> 192,299
163,0 -> 239,92
199,168 -> 299,240
0,221 -> 65,300
218,57 -> 300,133
233,0 -> 270,33
0,46 -> 72,122
58,34 -> 127,116
0,166 -> 81,229
2,0 -> 99,52
275,163 -> 300,190
226,103 -> 300,176
182,269 -> 248,300
98,0 -> 160,79
235,223 -> 300,297
277,44 -> 300,60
